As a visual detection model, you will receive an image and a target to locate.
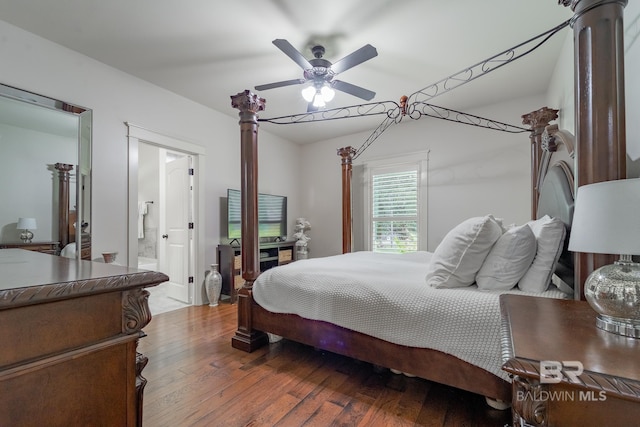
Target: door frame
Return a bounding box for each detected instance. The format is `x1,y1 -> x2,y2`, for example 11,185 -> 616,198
126,123 -> 206,305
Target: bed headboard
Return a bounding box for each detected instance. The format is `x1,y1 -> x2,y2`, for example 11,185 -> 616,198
537,162 -> 574,227
533,124 -> 576,295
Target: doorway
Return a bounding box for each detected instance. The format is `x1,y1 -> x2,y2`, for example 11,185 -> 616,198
127,124 -> 206,313
138,144 -> 192,312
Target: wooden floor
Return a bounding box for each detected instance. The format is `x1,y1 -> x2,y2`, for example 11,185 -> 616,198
139,304 -> 512,427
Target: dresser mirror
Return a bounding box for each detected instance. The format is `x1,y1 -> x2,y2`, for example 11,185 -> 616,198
0,83 -> 92,259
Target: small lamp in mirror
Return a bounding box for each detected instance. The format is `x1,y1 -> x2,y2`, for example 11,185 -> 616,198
568,178 -> 640,338
17,217 -> 37,243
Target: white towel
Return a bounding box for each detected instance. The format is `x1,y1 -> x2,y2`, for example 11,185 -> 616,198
138,202 -> 148,239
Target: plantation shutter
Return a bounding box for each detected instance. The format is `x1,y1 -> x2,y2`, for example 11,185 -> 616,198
371,167 -> 418,253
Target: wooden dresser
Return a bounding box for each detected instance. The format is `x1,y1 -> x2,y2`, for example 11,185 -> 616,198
500,294 -> 640,427
0,240 -> 60,255
0,249 -> 168,426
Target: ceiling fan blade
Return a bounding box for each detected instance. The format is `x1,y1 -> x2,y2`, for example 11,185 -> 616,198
255,78 -> 306,91
330,44 -> 378,75
272,39 -> 313,70
331,80 -> 376,101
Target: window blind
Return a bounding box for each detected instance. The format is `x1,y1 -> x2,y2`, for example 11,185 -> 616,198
371,169 -> 418,253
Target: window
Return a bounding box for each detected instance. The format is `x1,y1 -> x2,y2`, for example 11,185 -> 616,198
363,153 -> 428,253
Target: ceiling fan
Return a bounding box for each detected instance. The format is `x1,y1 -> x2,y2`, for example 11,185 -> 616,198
255,39 -> 378,110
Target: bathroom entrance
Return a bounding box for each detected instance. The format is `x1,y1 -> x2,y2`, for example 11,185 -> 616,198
127,124 -> 205,313
137,143 -> 193,311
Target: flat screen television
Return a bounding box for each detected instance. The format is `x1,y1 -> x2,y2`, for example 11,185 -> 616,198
227,189 -> 287,241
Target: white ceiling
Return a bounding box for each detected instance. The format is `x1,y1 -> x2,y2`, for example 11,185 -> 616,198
0,0 -> 573,144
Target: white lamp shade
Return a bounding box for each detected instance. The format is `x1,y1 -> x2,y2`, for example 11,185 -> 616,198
17,217 -> 37,230
568,178 -> 640,255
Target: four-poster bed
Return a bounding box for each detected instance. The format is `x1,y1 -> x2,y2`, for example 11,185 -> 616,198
232,103 -> 574,404
230,0 -> 628,412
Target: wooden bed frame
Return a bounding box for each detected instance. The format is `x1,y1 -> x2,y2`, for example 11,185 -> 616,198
230,0 -> 628,404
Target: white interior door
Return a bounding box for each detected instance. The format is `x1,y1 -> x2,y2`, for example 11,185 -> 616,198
163,154 -> 192,303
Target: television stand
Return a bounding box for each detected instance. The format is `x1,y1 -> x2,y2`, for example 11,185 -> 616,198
216,241 -> 295,304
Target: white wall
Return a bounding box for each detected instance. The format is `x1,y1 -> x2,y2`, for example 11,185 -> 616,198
300,95 -> 547,257
0,20 -> 302,277
546,30 -> 575,134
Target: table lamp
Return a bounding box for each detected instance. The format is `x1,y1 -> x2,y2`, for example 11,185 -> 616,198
17,217 -> 37,243
568,178 -> 640,338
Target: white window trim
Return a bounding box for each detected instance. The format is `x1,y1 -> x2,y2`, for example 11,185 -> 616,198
360,151 -> 429,252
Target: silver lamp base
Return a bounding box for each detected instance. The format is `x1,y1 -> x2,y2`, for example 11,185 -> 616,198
585,256 -> 640,338
595,315 -> 640,338
19,229 -> 33,243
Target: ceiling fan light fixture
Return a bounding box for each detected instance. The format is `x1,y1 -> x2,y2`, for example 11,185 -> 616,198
258,39 -> 378,107
301,85 -> 316,102
302,83 -> 334,107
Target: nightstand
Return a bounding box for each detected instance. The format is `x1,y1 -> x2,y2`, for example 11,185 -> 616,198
500,294 -> 640,426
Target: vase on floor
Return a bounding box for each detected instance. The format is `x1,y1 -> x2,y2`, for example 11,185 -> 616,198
102,251 -> 118,264
205,263 -> 222,307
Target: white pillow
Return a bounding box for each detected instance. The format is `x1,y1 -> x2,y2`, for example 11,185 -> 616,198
476,224 -> 537,291
518,215 -> 566,293
426,215 -> 503,288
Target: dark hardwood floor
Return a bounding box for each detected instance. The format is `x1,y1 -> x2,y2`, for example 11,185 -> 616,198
139,304 -> 512,426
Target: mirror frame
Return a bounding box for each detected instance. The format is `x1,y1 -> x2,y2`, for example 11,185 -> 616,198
0,83 -> 92,260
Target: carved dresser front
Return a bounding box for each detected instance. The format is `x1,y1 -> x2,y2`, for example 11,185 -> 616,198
0,249 -> 168,426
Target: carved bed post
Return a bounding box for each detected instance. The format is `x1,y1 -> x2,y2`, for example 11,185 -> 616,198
560,0 -> 628,299
54,162 -> 73,249
338,146 -> 356,254
522,108 -> 559,219
230,90 -> 269,352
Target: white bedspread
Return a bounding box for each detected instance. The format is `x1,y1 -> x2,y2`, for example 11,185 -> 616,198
253,251 -> 569,382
